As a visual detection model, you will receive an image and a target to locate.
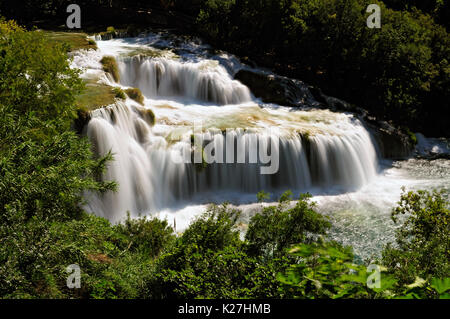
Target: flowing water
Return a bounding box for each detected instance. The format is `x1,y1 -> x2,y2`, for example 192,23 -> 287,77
71,32 -> 450,260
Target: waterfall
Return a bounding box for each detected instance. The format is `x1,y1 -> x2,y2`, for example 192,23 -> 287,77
84,100 -> 378,223
118,55 -> 252,104
78,38 -> 379,223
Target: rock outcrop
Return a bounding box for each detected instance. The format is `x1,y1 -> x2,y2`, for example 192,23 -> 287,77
234,68 -> 414,159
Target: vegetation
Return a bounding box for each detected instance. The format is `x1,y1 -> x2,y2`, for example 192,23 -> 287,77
246,191 -> 330,258
125,88 -> 145,105
75,80 -> 118,112
382,189 -> 450,285
0,19 -> 114,297
43,31 -> 97,51
112,87 -> 126,100
100,56 -> 120,82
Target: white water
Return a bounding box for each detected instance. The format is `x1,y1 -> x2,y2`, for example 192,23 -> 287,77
119,56 -> 252,105
73,34 -> 449,259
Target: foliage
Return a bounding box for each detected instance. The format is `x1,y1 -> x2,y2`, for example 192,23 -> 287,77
147,194 -> 333,299
382,0 -> 449,29
0,211 -> 172,298
382,189 -> 450,285
278,241 -> 390,298
246,191 -> 331,258
0,20 -> 84,125
0,20 -> 117,298
147,203 -> 249,298
115,214 -> 175,259
279,241 -> 450,299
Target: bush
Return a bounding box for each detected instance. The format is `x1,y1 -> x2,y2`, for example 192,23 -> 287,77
100,56 -> 120,82
278,241 -> 450,299
382,189 -> 450,285
115,214 -> 175,258
246,191 -> 331,258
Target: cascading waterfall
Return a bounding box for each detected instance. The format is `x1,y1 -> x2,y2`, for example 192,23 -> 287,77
118,55 -> 252,105
80,38 -> 379,223
84,103 -> 378,223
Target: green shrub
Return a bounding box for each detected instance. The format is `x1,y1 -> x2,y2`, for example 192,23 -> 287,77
100,56 -> 120,82
115,214 -> 175,258
246,191 -> 331,258
382,189 -> 450,285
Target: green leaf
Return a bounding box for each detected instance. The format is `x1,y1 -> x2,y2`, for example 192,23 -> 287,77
430,278 -> 450,294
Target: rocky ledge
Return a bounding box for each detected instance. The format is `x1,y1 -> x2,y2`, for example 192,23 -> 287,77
234,68 -> 415,159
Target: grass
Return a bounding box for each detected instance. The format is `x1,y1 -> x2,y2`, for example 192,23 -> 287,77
100,56 -> 120,82
43,31 -> 97,51
75,79 -> 117,112
125,88 -> 145,105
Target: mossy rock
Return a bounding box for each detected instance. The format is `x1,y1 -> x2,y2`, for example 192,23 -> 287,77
126,24 -> 140,37
402,127 -> 418,146
75,79 -> 117,112
138,108 -> 155,126
124,47 -> 179,59
125,88 -> 144,105
100,56 -> 120,82
113,87 -> 126,99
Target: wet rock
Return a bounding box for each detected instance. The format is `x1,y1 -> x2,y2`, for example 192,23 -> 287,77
235,68 -> 413,159
366,120 -> 413,159
73,109 -> 91,135
234,69 -> 319,107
